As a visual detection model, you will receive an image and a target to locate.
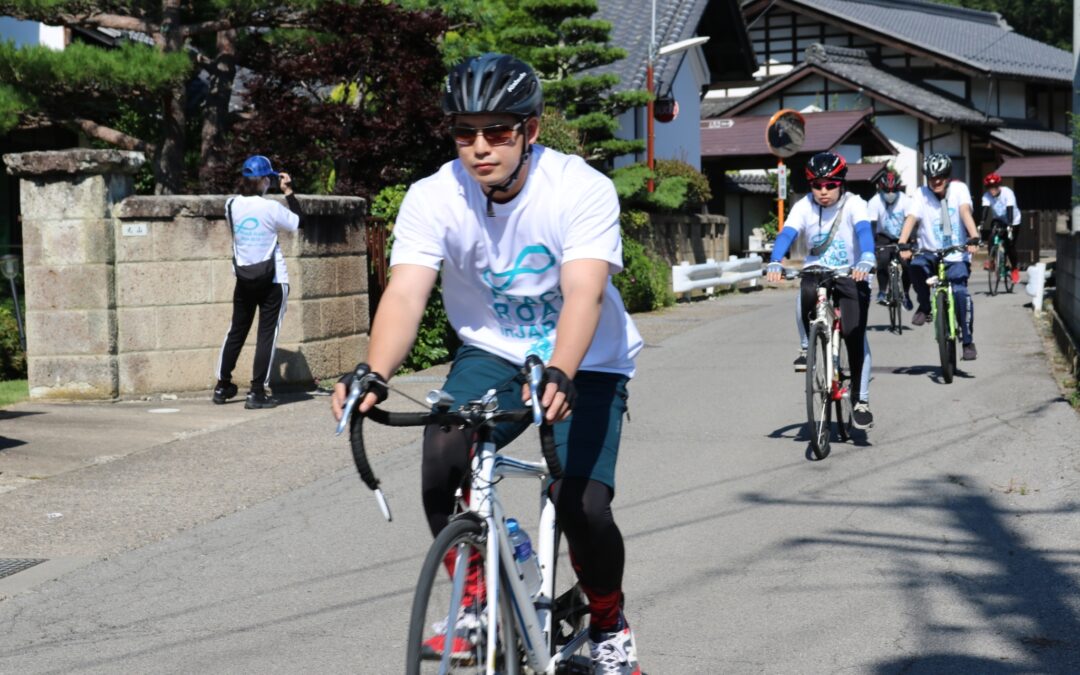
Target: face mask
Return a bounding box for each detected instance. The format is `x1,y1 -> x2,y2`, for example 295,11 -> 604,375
882,191 -> 899,205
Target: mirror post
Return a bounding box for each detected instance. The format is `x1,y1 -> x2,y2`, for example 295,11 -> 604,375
777,158 -> 786,233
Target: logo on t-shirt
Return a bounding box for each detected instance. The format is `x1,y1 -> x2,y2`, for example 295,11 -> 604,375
810,232 -> 850,268
933,206 -> 960,248
482,244 -> 563,353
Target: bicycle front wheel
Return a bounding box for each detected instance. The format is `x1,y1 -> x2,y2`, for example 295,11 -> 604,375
1002,249 -> 1015,293
986,246 -> 998,296
935,292 -> 955,384
806,323 -> 832,459
406,517 -> 521,675
835,338 -> 852,442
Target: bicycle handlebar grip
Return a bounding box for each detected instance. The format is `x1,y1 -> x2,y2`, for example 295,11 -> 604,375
348,413 -> 381,493
539,422 -> 563,480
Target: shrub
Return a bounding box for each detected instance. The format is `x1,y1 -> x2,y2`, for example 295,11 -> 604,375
612,234 -> 675,313
0,297 -> 27,380
609,159 -> 711,213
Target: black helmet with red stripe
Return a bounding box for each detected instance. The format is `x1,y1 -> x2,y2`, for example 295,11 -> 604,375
875,170 -> 904,192
805,152 -> 848,182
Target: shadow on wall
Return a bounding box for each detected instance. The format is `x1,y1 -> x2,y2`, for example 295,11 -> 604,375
301,214 -> 360,246
272,348 -> 315,393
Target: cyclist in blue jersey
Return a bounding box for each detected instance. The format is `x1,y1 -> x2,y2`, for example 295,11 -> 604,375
868,169 -> 913,309
766,151 -> 876,429
898,153 -> 981,360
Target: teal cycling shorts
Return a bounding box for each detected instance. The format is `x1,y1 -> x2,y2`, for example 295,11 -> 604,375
439,345 -> 629,491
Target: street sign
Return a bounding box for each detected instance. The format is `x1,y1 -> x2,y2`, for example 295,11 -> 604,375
777,164 -> 788,198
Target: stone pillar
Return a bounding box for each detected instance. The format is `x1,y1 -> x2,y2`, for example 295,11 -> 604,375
3,150 -> 145,399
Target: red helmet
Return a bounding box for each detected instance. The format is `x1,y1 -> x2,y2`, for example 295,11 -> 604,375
805,152 -> 848,181
875,170 -> 904,192
983,173 -> 1002,187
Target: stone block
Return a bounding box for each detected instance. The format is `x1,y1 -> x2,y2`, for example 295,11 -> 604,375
337,334 -> 370,375
276,302 -> 310,344
19,174 -> 111,221
353,294 -> 371,334
28,355 -> 118,400
118,349 -> 218,396
24,265 -> 113,311
211,260 -> 237,303
291,257 -> 337,298
115,219 -> 155,261
23,218 -> 114,265
153,216 -> 232,262
156,304 -> 233,350
26,309 -> 115,356
337,255 -> 368,295
116,261 -> 214,307
321,296 -> 356,338
117,307 -> 158,352
272,344 -> 315,386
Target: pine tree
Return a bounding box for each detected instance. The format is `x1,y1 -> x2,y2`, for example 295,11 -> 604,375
497,0 -> 648,164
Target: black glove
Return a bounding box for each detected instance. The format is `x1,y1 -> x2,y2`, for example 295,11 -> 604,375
541,366 -> 577,411
338,363 -> 388,403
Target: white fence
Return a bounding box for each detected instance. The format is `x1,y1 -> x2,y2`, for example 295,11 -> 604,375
672,255 -> 764,296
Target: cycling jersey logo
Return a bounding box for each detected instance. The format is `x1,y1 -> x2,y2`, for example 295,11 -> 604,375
482,245 -> 557,291
234,217 -> 259,232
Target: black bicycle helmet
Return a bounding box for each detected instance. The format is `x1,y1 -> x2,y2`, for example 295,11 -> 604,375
923,152 -> 952,179
805,152 -> 848,181
443,53 -> 543,119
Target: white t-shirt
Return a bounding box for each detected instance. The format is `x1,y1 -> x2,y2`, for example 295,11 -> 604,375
981,185 -> 1020,226
227,195 -> 300,283
909,181 -> 974,263
390,145 -> 642,376
785,192 -> 871,269
867,191 -> 912,240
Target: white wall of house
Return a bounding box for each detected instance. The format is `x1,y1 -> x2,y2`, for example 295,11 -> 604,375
970,77 -> 1028,118
0,18 -> 64,49
873,112 -> 919,188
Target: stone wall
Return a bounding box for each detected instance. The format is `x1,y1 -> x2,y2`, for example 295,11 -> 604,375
5,149 -> 368,400
644,213 -> 729,266
1055,230 -> 1080,374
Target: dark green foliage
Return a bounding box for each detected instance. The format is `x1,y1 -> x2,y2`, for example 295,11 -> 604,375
0,296 -> 26,380
935,0 -> 1070,50
612,233 -> 675,313
610,160 -> 711,213
537,108 -> 584,156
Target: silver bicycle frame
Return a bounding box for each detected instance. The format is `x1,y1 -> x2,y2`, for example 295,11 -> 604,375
463,438 -> 586,675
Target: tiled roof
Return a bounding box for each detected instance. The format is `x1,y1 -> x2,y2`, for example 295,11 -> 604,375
754,0 -> 1072,83
846,161 -> 887,182
990,128 -> 1073,155
724,172 -> 774,194
996,155 -> 1071,178
701,96 -> 748,119
587,0 -> 709,94
701,109 -> 895,157
722,45 -> 994,126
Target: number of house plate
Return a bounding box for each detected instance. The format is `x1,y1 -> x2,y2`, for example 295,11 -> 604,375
122,223 -> 148,237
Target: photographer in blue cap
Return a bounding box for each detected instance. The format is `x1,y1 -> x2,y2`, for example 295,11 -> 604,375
213,155 -> 305,408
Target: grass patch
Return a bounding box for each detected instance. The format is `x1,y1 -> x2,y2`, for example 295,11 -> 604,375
0,379 -> 28,408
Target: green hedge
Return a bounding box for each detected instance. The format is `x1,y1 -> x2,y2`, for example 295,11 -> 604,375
0,296 -> 27,380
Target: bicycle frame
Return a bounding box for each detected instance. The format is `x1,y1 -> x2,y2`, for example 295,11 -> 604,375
811,277 -> 847,404
926,259 -> 957,340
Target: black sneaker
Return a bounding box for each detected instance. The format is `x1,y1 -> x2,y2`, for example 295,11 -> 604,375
962,343 -> 977,361
911,311 -> 928,326
793,351 -> 807,372
212,381 -> 238,404
245,391 -> 278,409
852,402 -> 874,430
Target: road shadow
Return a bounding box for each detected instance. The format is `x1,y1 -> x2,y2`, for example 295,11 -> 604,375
742,477 -> 1080,672
892,364 -> 975,383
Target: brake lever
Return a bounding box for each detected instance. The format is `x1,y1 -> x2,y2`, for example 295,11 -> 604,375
525,353 -> 544,427
335,378 -> 363,436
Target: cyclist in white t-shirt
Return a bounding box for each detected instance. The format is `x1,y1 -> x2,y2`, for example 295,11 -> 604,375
898,153 -> 981,360
330,53 -> 643,675
867,169 -> 913,309
980,172 -> 1022,285
766,152 -> 877,430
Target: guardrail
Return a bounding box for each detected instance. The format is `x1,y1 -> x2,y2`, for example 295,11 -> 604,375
672,255 -> 764,296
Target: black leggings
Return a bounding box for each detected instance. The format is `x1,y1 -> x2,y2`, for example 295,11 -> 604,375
421,425 -> 624,594
800,275 -> 871,403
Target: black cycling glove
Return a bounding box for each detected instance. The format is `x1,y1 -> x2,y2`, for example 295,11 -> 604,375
541,366 -> 577,411
338,363 -> 389,403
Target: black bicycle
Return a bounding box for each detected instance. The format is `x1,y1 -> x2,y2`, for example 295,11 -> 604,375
876,243 -> 906,334
986,220 -> 1015,296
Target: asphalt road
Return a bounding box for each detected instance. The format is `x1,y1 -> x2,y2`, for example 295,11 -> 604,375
1,281 -> 1078,674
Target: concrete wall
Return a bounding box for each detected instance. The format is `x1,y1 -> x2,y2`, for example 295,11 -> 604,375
4,149 -> 368,400
1056,231 -> 1080,373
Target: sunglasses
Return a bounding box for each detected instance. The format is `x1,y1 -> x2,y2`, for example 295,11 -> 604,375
810,180 -> 843,191
451,122 -> 522,147
879,187 -> 900,193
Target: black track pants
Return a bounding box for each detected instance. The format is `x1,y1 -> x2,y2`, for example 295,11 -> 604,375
216,281 -> 288,391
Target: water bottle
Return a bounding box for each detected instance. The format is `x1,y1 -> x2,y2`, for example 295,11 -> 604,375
506,518 -> 542,598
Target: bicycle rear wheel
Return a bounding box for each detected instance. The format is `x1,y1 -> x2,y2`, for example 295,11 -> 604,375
986,246 -> 998,296
805,323 -> 832,459
1002,248 -> 1015,293
888,265 -> 902,334
406,517 -> 521,675
549,530 -> 591,674
935,292 -> 955,384
835,339 -> 852,442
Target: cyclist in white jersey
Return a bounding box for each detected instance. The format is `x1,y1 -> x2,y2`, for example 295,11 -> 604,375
868,169 -> 913,309
330,53 -> 643,675
898,153 -> 981,360
767,152 -> 876,430
980,172 -> 1022,286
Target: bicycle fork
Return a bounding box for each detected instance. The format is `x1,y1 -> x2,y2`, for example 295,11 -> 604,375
818,290 -> 847,402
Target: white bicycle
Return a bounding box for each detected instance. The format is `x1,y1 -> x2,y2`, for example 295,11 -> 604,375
338,357 -> 592,674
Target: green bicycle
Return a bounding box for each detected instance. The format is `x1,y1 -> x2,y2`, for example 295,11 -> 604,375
985,220 -> 1015,296
909,240 -> 978,384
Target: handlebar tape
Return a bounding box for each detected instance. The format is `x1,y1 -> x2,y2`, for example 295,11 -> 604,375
539,422 -> 563,480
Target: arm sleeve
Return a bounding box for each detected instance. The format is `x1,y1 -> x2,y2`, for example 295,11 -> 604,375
770,227 -> 798,263
285,194 -> 305,230
855,219 -> 875,262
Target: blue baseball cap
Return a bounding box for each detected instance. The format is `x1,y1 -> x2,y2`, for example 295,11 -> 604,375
242,155 -> 279,178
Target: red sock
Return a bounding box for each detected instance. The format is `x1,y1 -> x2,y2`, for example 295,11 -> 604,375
582,585 -> 623,632
443,548 -> 485,607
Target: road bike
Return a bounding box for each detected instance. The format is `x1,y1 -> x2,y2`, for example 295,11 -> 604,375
768,266 -> 853,459
337,358 -> 592,674
876,243 -> 905,334
906,241 -> 978,384
985,220 -> 1015,296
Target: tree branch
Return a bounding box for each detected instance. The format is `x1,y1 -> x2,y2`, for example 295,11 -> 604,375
71,117 -> 153,153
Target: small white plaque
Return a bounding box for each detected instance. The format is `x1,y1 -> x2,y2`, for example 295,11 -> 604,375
122,223 -> 148,237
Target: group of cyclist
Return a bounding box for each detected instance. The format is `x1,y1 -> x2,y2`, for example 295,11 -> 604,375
321,50 -> 1024,674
